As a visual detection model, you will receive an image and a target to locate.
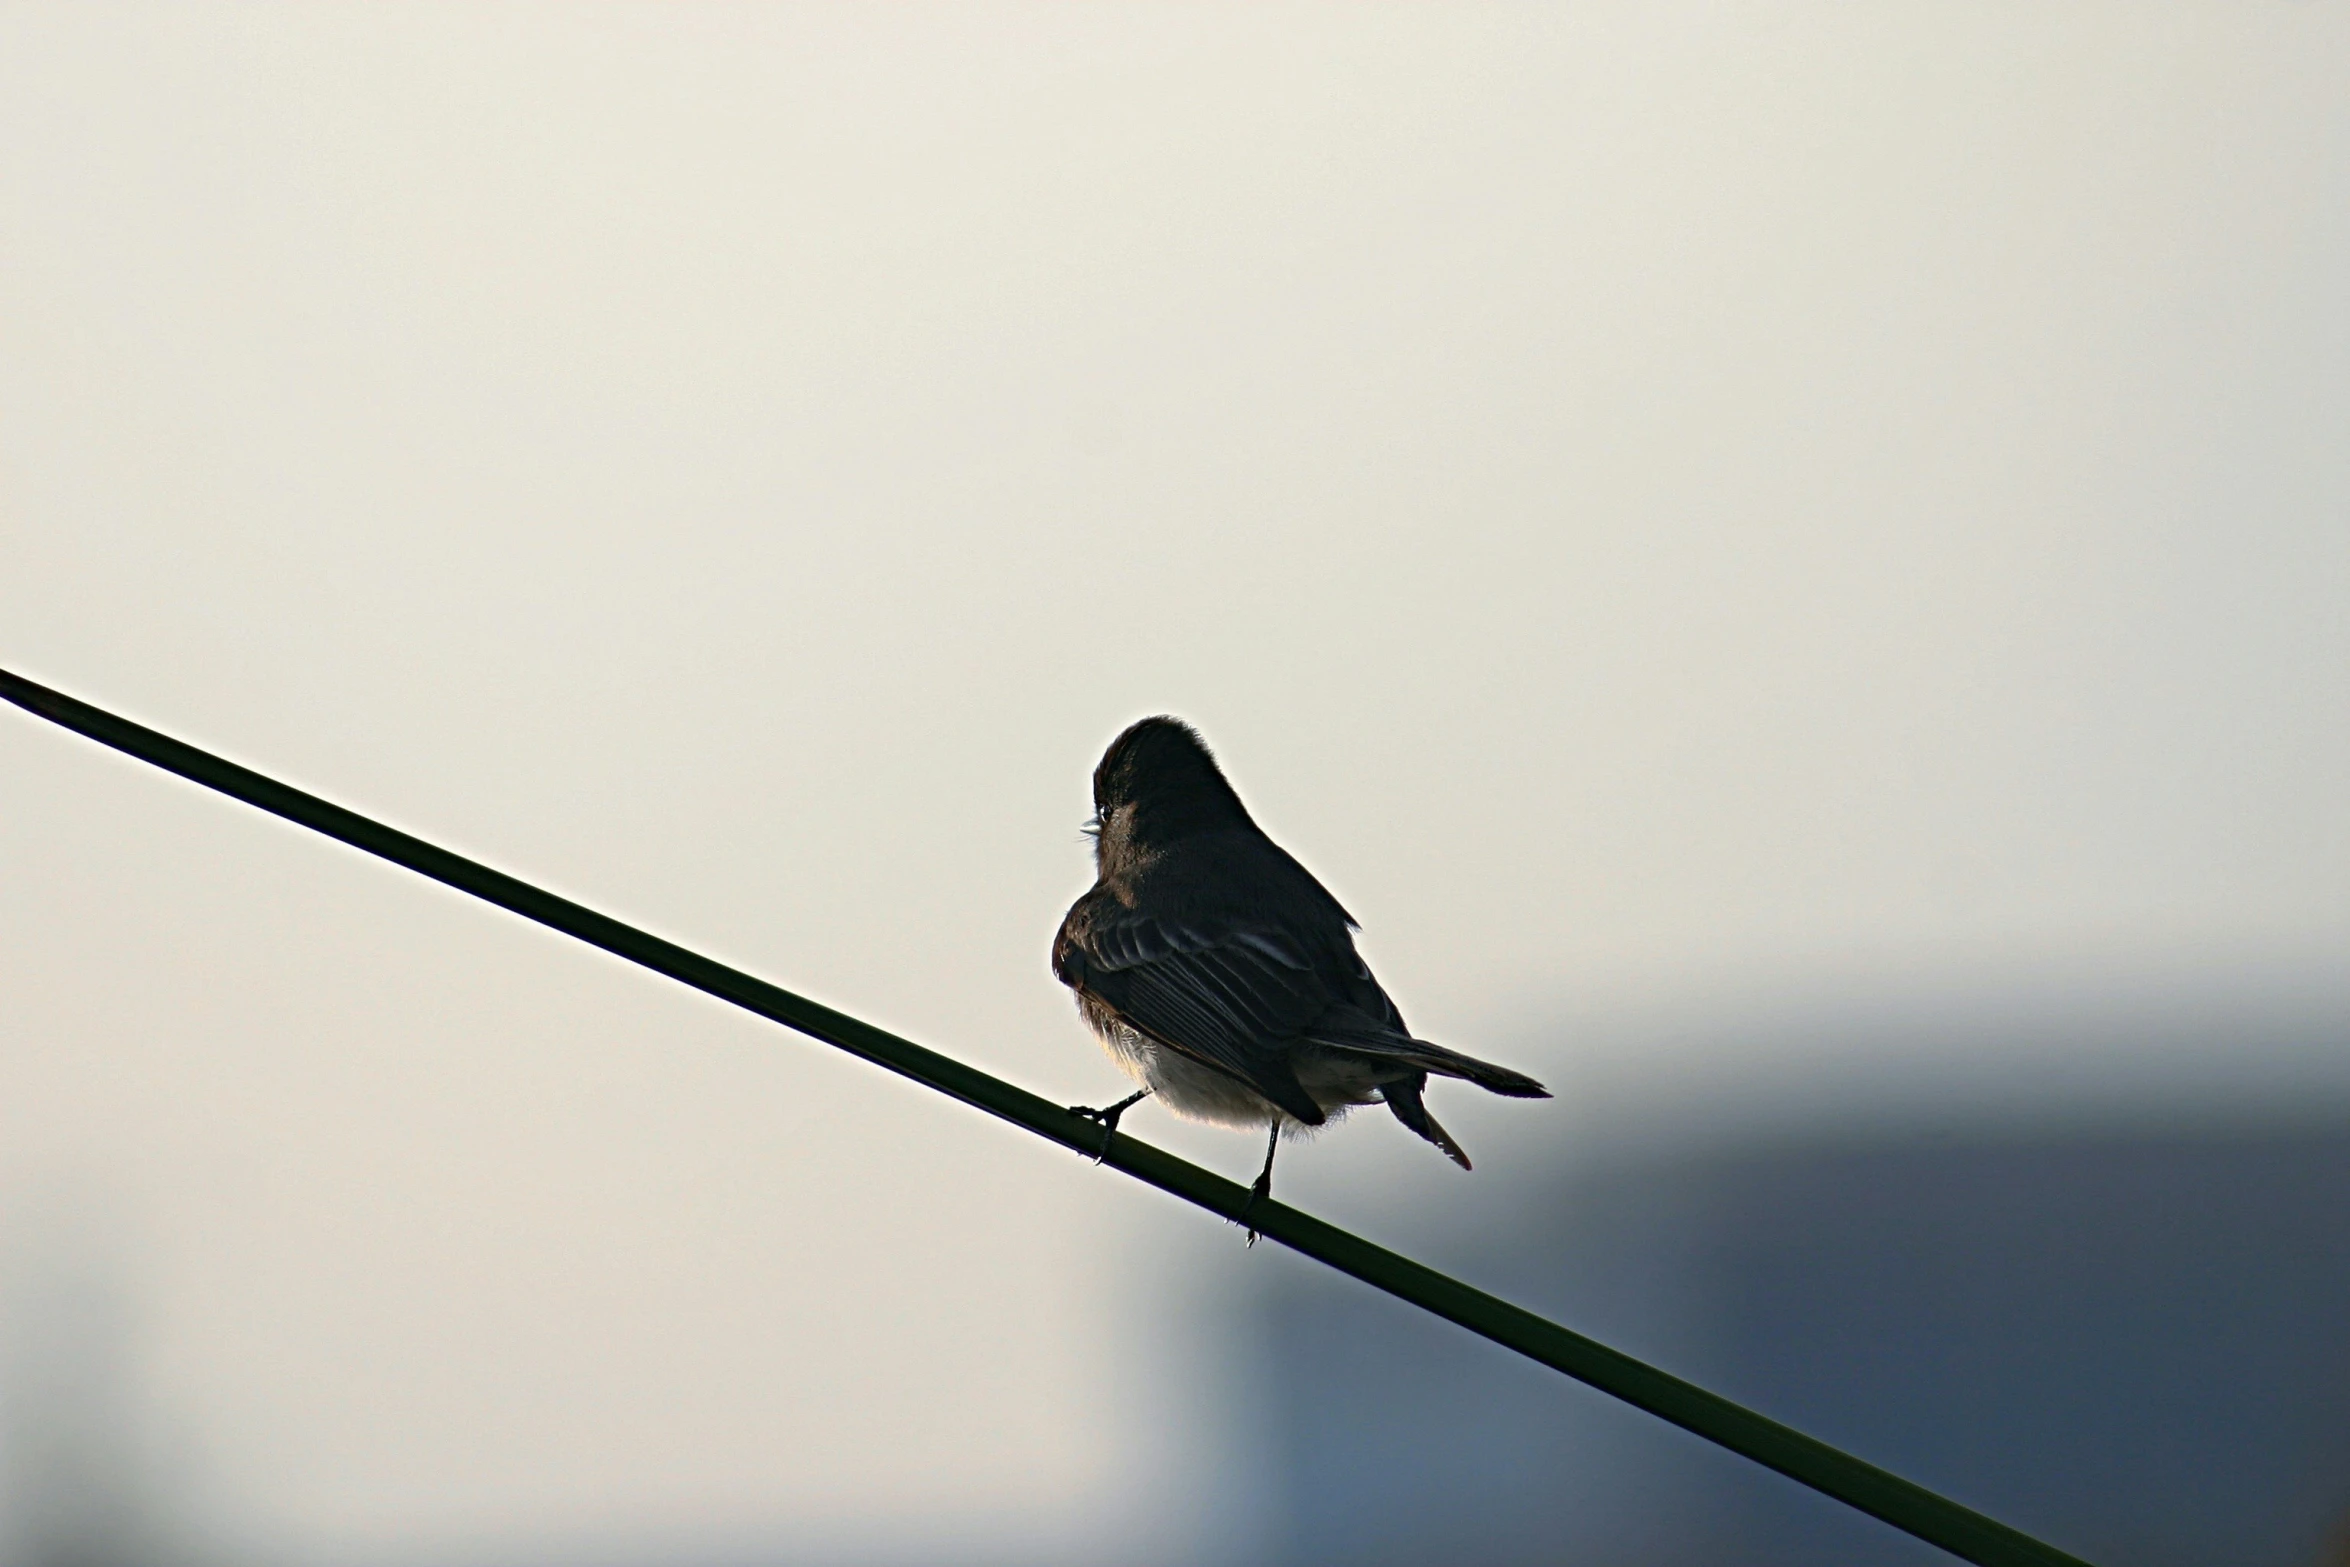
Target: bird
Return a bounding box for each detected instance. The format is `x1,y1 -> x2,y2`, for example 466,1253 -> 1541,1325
1052,716 -> 1549,1232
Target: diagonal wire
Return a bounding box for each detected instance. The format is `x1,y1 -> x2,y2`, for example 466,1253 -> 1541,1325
0,666 -> 2093,1567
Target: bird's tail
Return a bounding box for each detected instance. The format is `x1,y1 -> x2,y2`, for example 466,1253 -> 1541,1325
1381,1072 -> 1472,1170
1403,1039 -> 1550,1098
1309,1013 -> 1550,1099
1372,1071 -> 1466,1169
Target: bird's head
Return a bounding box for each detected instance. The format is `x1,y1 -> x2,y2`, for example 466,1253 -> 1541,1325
1088,716 -> 1254,861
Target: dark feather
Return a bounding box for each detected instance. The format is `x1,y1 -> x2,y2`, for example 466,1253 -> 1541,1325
1054,716 -> 1549,1155
1060,907 -> 1332,1124
1381,1073 -> 1472,1170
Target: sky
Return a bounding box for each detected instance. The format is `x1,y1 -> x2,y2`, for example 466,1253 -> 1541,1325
3,4 -> 2347,1563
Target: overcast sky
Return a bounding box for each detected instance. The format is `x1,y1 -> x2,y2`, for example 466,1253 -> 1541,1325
3,4 -> 2347,1562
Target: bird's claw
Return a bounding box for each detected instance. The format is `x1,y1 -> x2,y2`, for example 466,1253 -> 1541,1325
1068,1089 -> 1150,1163
1067,1104 -> 1119,1164
1240,1173 -> 1273,1247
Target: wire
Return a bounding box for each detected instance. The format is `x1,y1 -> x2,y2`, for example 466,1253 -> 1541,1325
0,666 -> 2092,1567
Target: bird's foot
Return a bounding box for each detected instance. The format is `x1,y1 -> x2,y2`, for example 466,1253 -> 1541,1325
1240,1123 -> 1280,1246
1068,1088 -> 1151,1162
1240,1172 -> 1273,1248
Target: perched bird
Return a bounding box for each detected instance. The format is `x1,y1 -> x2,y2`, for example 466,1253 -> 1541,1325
1052,717 -> 1549,1221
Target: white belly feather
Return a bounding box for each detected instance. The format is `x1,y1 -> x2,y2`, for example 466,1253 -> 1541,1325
1087,1014 -> 1392,1131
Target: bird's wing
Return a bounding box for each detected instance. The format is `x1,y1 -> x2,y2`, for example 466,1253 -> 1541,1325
1062,912 -> 1334,1124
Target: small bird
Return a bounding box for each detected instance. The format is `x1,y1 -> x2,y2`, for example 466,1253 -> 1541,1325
1052,717 -> 1549,1226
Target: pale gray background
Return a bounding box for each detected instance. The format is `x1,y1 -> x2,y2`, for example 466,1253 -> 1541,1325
3,5 -> 2346,1564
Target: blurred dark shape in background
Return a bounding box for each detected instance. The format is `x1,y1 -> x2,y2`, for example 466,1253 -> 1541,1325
1238,994 -> 2350,1567
8,979 -> 2350,1567
0,1216 -> 204,1567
